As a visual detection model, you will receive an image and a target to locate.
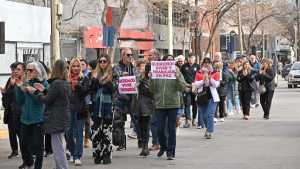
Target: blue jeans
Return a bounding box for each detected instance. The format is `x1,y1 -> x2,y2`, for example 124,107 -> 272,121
234,95 -> 241,113
227,86 -> 234,113
156,108 -> 177,156
68,113 -> 84,160
198,99 -> 217,133
150,112 -> 159,145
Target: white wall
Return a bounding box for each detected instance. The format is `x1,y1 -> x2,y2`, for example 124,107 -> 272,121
0,0 -> 51,43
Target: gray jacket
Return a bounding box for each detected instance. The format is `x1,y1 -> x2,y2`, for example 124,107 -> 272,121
38,79 -> 71,134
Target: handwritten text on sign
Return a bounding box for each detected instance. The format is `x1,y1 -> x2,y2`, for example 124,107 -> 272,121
118,76 -> 137,94
151,61 -> 176,79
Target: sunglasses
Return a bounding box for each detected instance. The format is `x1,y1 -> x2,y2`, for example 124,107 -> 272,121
126,54 -> 133,57
99,60 -> 107,64
26,69 -> 34,73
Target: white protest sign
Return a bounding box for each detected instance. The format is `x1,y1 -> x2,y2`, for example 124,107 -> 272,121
118,76 -> 138,94
151,61 -> 176,79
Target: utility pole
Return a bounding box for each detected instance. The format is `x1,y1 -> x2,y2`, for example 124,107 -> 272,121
237,0 -> 244,55
296,0 -> 300,61
50,0 -> 61,65
168,0 -> 173,55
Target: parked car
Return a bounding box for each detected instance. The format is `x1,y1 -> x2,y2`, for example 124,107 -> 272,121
287,62 -> 300,88
282,64 -> 292,80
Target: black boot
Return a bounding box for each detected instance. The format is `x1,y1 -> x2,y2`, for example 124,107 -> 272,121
139,144 -> 150,157
138,140 -> 143,149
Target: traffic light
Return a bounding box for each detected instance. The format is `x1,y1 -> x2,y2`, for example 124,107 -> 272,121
0,22 -> 5,54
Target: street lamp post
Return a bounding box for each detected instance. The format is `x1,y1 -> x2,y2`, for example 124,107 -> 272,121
50,0 -> 61,65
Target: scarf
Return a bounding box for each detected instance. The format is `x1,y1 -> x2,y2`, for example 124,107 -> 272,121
69,73 -> 80,91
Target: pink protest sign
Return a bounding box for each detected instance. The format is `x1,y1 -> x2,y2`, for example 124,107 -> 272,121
151,61 -> 176,79
118,76 -> 138,94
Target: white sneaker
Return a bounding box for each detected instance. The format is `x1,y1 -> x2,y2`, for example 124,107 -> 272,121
219,118 -> 225,122
70,157 -> 75,163
197,126 -> 203,129
127,130 -> 137,139
75,159 -> 82,166
214,118 -> 218,123
227,112 -> 234,116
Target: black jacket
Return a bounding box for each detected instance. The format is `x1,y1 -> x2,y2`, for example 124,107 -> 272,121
218,70 -> 230,97
180,63 -> 200,84
1,78 -> 21,126
70,76 -> 90,119
256,68 -> 276,91
137,77 -> 154,117
38,79 -> 71,134
237,70 -> 256,92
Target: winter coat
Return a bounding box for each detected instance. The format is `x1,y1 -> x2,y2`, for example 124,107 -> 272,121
90,78 -> 115,120
15,79 -> 48,125
256,68 -> 276,91
2,78 -> 21,127
37,78 -> 71,134
180,63 -> 200,84
237,70 -> 256,92
150,68 -> 187,109
69,76 -> 89,119
217,70 -> 230,97
137,77 -> 154,117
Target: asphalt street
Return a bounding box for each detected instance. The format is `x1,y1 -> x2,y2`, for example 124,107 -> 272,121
0,78 -> 299,169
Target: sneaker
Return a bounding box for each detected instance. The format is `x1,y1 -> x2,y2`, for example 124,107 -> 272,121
116,145 -> 126,151
227,111 -> 234,116
214,118 -> 218,123
244,116 -> 249,120
192,119 -> 196,126
70,157 -> 75,163
157,150 -> 165,157
204,130 -> 208,138
139,148 -> 150,157
197,125 -> 203,129
127,130 -> 137,139
8,152 -> 19,159
18,163 -> 29,169
66,151 -> 71,160
219,118 -> 225,122
183,120 -> 191,128
167,152 -> 175,160
74,159 -> 82,166
206,132 -> 212,139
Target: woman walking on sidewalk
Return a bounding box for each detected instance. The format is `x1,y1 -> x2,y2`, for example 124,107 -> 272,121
193,58 -> 220,139
237,61 -> 256,120
256,58 -> 276,120
33,60 -> 71,169
90,54 -> 115,164
66,58 -> 89,166
15,61 -> 48,169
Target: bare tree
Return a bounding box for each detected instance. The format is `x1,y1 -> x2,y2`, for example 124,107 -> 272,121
63,0 -> 80,22
196,0 -> 237,57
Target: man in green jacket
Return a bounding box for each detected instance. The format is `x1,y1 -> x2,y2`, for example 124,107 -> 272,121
150,55 -> 187,160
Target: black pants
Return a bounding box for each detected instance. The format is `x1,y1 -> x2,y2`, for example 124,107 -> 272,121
217,96 -> 227,118
139,116 -> 151,147
183,92 -> 197,120
44,134 -> 52,154
7,121 -> 20,153
240,91 -> 252,116
260,90 -> 274,118
20,123 -> 44,169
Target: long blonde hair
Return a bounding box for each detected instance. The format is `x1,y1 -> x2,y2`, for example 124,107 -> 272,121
68,57 -> 83,79
96,54 -> 112,83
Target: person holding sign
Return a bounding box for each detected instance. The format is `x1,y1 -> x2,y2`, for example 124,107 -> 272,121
112,48 -> 139,151
150,55 -> 187,160
90,54 -> 116,164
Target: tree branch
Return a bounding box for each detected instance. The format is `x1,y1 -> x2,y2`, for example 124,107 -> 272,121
63,0 -> 80,22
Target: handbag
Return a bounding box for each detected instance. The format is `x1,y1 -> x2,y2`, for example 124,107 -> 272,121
259,83 -> 267,94
196,87 -> 210,105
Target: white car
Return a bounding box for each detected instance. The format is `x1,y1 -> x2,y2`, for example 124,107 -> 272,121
288,62 -> 300,88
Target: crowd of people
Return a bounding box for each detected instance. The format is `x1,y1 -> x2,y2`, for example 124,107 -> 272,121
0,48 -> 276,169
